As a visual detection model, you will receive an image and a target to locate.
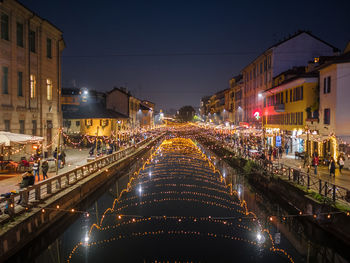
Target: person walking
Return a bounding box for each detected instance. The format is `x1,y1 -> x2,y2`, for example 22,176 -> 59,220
273,147 -> 277,160
32,160 -> 40,182
313,155 -> 319,175
339,157 -> 345,174
41,160 -> 49,180
53,147 -> 58,159
279,147 -> 283,158
285,143 -> 289,155
329,157 -> 336,177
61,150 -> 66,167
268,147 -> 272,162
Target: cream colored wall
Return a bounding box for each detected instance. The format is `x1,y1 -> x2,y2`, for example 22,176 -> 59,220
0,0 -> 64,153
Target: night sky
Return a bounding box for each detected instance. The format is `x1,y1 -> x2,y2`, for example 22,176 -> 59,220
21,0 -> 350,111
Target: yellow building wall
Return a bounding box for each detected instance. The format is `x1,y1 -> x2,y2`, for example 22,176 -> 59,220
264,81 -> 318,131
81,119 -> 114,136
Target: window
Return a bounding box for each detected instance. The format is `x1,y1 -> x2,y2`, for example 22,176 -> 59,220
289,89 -> 292,102
18,71 -> 23,96
30,74 -> 36,98
76,121 -> 80,126
324,76 -> 331,94
285,91 -> 288,103
29,30 -> 36,53
260,63 -> 262,74
2,67 -> 8,94
264,59 -> 267,71
299,112 -> 303,125
16,23 -> 23,47
100,119 -> 109,127
85,119 -> 92,126
19,120 -> 25,134
268,56 -> 271,69
46,78 -> 53,100
1,13 -> 9,40
32,120 -> 37,135
324,108 -> 330,125
46,38 -> 52,58
4,120 -> 10,132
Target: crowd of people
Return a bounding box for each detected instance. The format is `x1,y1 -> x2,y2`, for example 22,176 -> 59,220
88,133 -> 147,157
215,130 -> 347,177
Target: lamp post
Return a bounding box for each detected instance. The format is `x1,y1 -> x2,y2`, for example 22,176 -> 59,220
305,125 -> 310,171
258,93 -> 266,149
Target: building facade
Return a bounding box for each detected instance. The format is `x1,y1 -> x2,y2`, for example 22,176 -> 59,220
262,69 -> 319,154
0,0 -> 65,152
129,95 -> 141,130
140,100 -> 155,128
106,87 -> 129,117
316,48 -> 350,160
242,31 -> 338,126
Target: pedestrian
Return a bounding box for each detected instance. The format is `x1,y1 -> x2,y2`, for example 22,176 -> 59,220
268,147 -> 272,161
41,160 -> 49,180
61,150 -> 66,167
20,171 -> 35,188
89,146 -> 95,156
58,153 -> 63,169
273,147 -> 277,160
285,143 -> 289,155
102,142 -> 106,155
53,147 -> 58,159
313,155 -> 319,175
97,140 -> 101,156
339,157 -> 345,174
279,147 -> 283,158
32,160 -> 40,181
329,157 -> 336,177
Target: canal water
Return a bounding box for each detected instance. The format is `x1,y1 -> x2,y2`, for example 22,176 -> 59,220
7,137 -> 350,262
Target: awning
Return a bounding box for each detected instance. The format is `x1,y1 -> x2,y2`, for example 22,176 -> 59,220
0,132 -> 43,146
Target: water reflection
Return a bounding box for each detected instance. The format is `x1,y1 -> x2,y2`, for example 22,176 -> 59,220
211,146 -> 350,263
17,137 -> 349,263
65,138 -> 293,262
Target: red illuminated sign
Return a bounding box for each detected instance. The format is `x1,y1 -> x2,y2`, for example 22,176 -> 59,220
253,111 -> 261,120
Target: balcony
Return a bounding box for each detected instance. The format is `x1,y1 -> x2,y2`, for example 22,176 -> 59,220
274,103 -> 285,112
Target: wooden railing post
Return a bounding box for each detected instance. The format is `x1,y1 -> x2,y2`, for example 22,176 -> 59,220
35,186 -> 41,201
47,181 -> 52,195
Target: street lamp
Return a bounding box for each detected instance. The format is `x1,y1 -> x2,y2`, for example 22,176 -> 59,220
305,125 -> 310,170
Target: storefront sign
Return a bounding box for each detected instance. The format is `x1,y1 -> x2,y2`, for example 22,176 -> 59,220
276,135 -> 282,147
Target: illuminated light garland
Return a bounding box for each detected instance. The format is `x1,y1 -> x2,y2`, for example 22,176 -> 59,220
68,229 -> 294,263
66,136 -> 298,262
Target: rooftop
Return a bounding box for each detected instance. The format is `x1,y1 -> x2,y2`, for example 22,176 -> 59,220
63,104 -> 128,119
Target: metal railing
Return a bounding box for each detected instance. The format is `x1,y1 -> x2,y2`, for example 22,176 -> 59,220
0,134 -> 162,220
205,134 -> 350,205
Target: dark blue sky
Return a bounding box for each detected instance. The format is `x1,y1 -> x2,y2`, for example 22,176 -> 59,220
21,0 -> 350,111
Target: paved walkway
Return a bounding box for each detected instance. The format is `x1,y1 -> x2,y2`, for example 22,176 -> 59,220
272,154 -> 350,190
0,148 -> 90,195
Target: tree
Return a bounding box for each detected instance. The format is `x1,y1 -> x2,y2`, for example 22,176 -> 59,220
177,106 -> 196,122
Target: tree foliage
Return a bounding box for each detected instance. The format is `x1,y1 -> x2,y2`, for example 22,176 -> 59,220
177,106 -> 195,122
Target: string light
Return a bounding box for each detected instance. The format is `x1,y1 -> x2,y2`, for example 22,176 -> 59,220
65,136 -> 299,262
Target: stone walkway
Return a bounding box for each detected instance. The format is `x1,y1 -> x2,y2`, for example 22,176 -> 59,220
272,154 -> 350,190
0,148 -> 90,195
